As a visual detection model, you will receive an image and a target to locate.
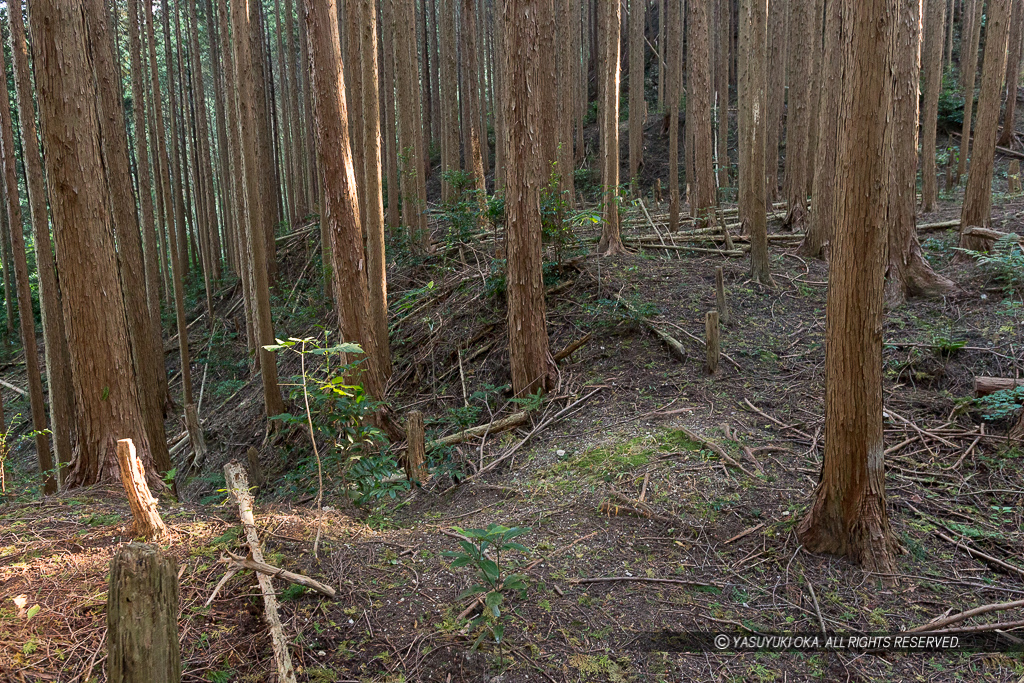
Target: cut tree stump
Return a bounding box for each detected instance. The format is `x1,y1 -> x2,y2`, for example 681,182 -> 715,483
404,410 -> 428,483
705,311 -> 720,374
185,403 -> 207,470
107,543 -> 181,683
116,439 -> 167,540
246,447 -> 265,488
223,461 -> 298,683
1009,160 -> 1021,193
974,377 -> 1024,396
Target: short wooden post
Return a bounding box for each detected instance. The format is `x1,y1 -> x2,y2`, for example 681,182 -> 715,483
715,266 -> 730,325
116,439 -> 167,540
705,311 -> 720,375
107,543 -> 181,683
653,178 -> 663,203
404,410 -> 428,484
1009,160 -> 1021,193
945,154 -> 955,192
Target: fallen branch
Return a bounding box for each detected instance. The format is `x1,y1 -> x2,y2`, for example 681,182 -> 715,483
553,333 -> 594,362
0,379 -> 27,397
224,462 -> 298,683
907,598 -> 1024,633
446,388 -> 603,491
935,531 -> 1024,579
962,226 -> 1024,248
609,291 -> 687,362
427,411 -> 529,450
222,550 -> 337,598
570,576 -> 719,588
673,425 -> 756,478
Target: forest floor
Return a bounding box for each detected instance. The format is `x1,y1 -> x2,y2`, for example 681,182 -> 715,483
2,131 -> 1024,682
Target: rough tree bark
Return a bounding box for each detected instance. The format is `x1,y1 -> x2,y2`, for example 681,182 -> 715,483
503,0 -> 557,396
783,0 -> 813,230
232,0 -> 286,419
997,0 -> 1024,147
393,0 -> 431,254
961,0 -> 1012,250
304,0 -> 388,402
107,544 -> 180,683
438,0 -> 459,203
29,0 -> 159,488
668,0 -> 682,231
689,0 -> 717,226
765,0 -> 788,203
557,0 -> 576,203
739,0 -> 773,285
886,0 -> 958,303
629,0 -> 646,186
716,0 -> 731,190
598,0 -> 626,254
956,0 -> 984,182
797,0 -> 899,574
358,0 -> 393,380
6,0 -> 75,481
920,0 -> 948,212
84,0 -> 171,474
0,39 -> 53,493
462,0 -> 488,204
799,0 -> 841,258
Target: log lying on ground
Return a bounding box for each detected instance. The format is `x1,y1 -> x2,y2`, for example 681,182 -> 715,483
962,226 -> 1024,247
116,439 -> 167,540
427,411 -> 530,450
223,462 -> 298,683
222,550 -> 337,598
107,543 -> 180,683
974,377 -> 1024,396
609,291 -> 687,361
554,333 -> 594,362
916,219 -> 962,233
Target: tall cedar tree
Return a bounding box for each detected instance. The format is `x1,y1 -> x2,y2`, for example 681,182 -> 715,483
920,0 -> 947,212
29,0 -> 160,487
358,0 -> 393,379
765,0 -> 787,203
598,0 -> 626,254
6,0 -> 75,480
231,0 -> 286,419
303,0 -> 387,401
800,0 -> 839,258
998,0 -> 1024,147
738,0 -> 772,285
438,0 -> 459,202
503,0 -> 557,396
462,0 -> 488,207
628,0 -> 645,186
557,0 -> 576,204
716,0 -> 730,189
797,0 -> 899,573
961,0 -> 1012,250
782,0 -> 813,229
956,0 -> 984,182
668,0 -> 682,231
688,0 -> 716,226
886,0 -> 956,302
0,32 -> 54,492
85,0 -> 171,473
393,0 -> 431,254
